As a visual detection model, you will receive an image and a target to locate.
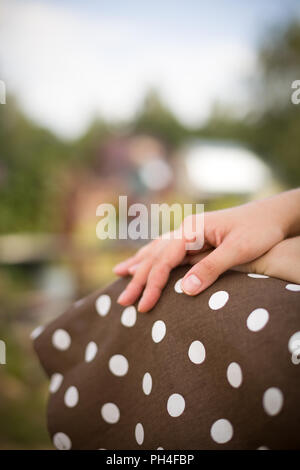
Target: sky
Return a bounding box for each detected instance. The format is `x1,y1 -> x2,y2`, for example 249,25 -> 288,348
0,0 -> 299,139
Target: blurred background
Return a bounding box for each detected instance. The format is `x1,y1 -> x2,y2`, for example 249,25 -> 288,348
0,0 -> 300,449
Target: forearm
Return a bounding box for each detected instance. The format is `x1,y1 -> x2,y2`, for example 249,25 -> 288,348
261,236 -> 300,284
258,188 -> 300,238
235,236 -> 300,284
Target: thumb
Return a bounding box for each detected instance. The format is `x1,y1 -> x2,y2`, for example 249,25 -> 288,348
181,242 -> 235,295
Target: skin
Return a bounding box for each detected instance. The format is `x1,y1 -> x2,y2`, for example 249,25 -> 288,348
114,189 -> 300,313
234,235 -> 300,283
187,236 -> 300,284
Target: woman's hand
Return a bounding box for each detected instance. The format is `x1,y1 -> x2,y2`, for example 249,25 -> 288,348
114,189 -> 300,312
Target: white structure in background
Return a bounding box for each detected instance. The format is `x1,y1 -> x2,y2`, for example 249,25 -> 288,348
0,80 -> 6,104
178,140 -> 273,199
0,340 -> 6,365
139,158 -> 173,191
128,135 -> 173,192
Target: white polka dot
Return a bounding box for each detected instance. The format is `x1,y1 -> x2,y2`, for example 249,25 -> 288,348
285,283 -> 300,292
52,329 -> 71,350
30,325 -> 45,340
226,362 -> 243,388
108,354 -> 129,376
263,387 -> 284,416
95,294 -> 111,316
121,306 -> 137,327
157,447 -> 164,450
53,432 -> 72,450
142,372 -> 152,395
174,278 -> 183,293
188,340 -> 206,364
167,393 -> 185,417
247,308 -> 269,332
101,403 -> 120,424
257,446 -> 269,450
288,331 -> 300,353
247,273 -> 269,279
208,291 -> 229,310
64,386 -> 79,408
49,373 -> 63,393
85,341 -> 98,362
152,320 -> 166,343
210,419 -> 233,444
135,423 -> 144,445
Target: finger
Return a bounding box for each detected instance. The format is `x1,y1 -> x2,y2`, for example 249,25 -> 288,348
138,239 -> 187,312
181,241 -> 237,295
113,242 -> 154,275
128,263 -> 140,274
113,255 -> 140,276
117,260 -> 152,306
137,261 -> 172,312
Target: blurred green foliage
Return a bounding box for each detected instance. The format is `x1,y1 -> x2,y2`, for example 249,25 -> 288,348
0,323 -> 50,449
1,21 -> 300,236
201,21 -> 300,187
0,98 -> 72,233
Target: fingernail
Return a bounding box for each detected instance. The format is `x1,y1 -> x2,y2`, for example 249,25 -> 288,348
117,291 -> 127,303
182,274 -> 202,294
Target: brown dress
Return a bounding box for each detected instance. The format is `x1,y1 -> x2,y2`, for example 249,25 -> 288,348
32,268 -> 300,450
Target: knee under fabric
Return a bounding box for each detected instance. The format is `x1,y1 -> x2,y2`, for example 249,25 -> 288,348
32,268 -> 300,450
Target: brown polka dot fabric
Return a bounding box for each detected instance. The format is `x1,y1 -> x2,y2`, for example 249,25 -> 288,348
32,268 -> 300,450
